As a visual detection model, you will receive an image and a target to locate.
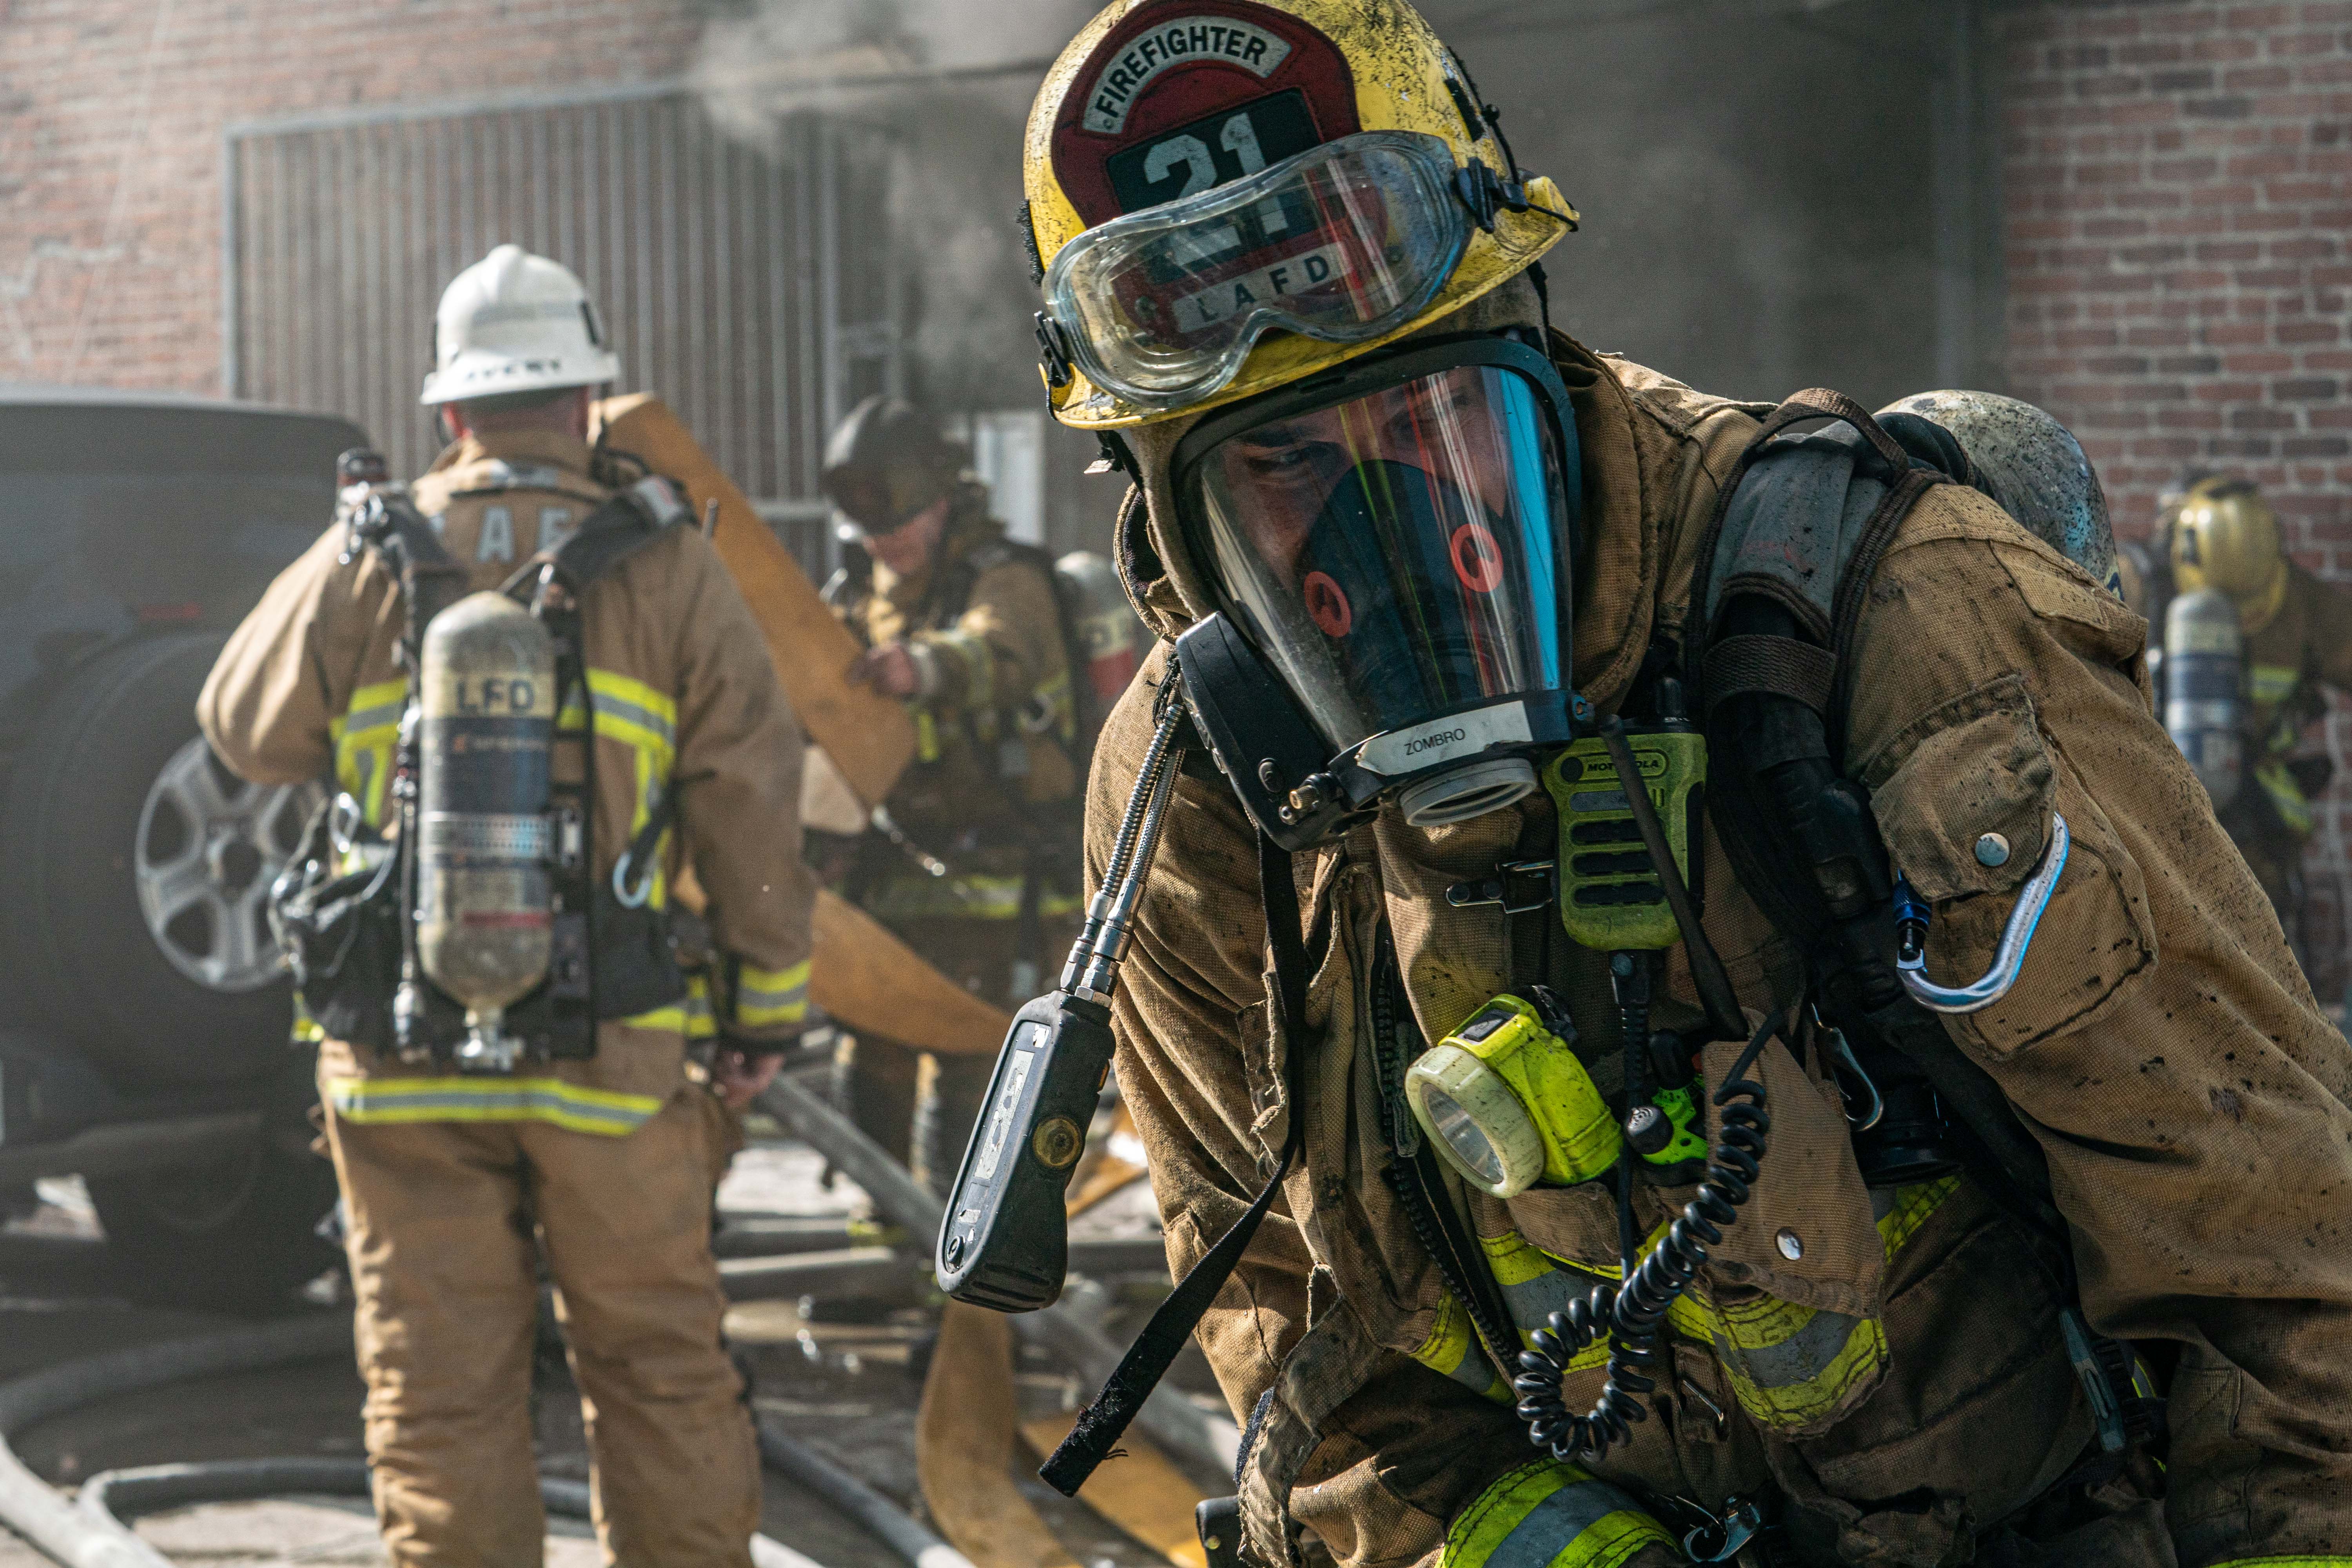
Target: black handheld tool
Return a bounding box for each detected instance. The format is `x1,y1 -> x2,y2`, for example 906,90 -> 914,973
936,684 -> 1189,1311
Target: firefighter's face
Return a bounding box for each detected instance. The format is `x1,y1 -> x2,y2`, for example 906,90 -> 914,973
866,494 -> 951,577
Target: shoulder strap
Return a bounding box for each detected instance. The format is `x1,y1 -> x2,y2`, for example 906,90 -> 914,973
1039,831 -> 1310,1499
543,475 -> 690,589
342,486 -> 466,670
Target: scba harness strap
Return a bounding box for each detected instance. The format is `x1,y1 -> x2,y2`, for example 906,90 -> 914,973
1686,389 -> 2166,1462
274,467 -> 695,1064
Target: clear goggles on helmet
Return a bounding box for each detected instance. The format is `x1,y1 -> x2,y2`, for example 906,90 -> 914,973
1172,335 -> 1583,837
1042,131 -> 1480,411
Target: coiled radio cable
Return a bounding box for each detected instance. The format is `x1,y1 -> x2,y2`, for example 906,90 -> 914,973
1513,1014 -> 1775,1465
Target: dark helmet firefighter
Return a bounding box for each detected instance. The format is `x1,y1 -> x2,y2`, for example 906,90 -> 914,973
199,243 -> 813,1567
1007,3 -> 2352,1566
818,394 -> 1083,1192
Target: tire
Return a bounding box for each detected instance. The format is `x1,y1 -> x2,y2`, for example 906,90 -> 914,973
0,634 -> 321,1085
89,1134 -> 343,1313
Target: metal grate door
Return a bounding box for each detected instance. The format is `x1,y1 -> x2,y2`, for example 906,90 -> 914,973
223,87 -> 903,572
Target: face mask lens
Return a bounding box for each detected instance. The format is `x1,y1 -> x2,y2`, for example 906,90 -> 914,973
1045,132 -> 1470,407
1421,1087 -> 1508,1187
1189,361 -> 1573,760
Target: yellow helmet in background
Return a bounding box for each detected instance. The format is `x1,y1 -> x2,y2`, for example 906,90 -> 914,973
2172,476 -> 2288,635
1023,0 -> 1575,429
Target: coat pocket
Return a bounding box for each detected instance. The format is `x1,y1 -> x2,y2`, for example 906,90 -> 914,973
1863,676 -> 2156,1057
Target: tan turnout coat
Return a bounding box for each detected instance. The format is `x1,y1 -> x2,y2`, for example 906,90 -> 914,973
1089,332 -> 2352,1566
202,428 -> 817,1106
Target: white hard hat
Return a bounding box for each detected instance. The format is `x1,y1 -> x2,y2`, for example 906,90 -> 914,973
420,244 -> 619,406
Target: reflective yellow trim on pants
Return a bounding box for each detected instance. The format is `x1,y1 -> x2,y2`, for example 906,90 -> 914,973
324,1076 -> 663,1136
1442,1459 -> 1671,1568
734,959 -> 810,1029
1410,1289 -> 1511,1401
2210,1560 -> 2352,1567
865,873 -> 1086,923
330,677 -> 409,829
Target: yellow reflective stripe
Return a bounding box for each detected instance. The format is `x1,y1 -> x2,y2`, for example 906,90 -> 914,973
914,708 -> 941,763
1479,1230 -> 1612,1371
1700,1298 -> 1888,1427
736,959 -> 810,1028
2209,1561 -> 2352,1567
1033,665 -> 1076,740
2256,757 -> 2316,834
863,873 -> 1086,923
1442,1459 -> 1670,1568
1410,1290 -> 1511,1402
1875,1175 -> 1960,1255
1514,1176 -> 1961,1433
2250,664 -> 2301,705
324,1076 -> 662,1136
627,974 -> 716,1038
330,677 -> 408,828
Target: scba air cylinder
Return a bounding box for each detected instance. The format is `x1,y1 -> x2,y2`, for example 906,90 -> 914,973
2164,588 -> 2244,812
417,591 -> 557,1070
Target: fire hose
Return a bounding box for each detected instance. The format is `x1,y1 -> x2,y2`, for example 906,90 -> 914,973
0,1313 -> 869,1568
0,1078 -> 1188,1567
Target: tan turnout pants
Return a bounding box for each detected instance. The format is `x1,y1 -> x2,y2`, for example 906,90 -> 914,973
322,1086 -> 757,1568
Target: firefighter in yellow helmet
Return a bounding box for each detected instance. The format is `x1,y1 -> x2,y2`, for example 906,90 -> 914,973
2169,475 -> 2352,935
200,245 -> 813,1566
815,396 -> 1083,1191
996,4 -> 2352,1565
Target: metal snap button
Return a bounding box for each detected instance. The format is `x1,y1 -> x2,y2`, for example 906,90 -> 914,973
1975,832 -> 2011,867
1775,1227 -> 1804,1261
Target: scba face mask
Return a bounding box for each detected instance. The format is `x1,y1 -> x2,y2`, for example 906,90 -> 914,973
1172,333 -> 1582,847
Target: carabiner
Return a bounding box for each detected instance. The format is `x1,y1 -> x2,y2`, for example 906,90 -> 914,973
1894,814 -> 2069,1014
612,851 -> 656,910
1681,1496 -> 1764,1565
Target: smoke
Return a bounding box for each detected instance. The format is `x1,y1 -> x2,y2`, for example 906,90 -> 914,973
691,0 -> 1097,412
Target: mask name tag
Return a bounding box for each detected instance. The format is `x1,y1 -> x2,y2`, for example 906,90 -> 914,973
1357,702 -> 1533,776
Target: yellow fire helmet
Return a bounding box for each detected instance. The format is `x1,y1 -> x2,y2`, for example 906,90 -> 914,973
1023,0 -> 1577,429
2172,475 -> 2289,635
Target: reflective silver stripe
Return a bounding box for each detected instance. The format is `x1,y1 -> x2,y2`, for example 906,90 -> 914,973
1485,1478 -> 1646,1568
575,687 -> 675,748
1499,1265 -> 1590,1338
343,697 -> 405,736
1713,1306 -> 1863,1388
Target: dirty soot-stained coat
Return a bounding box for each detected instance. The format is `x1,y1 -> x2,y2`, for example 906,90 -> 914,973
1085,335 -> 2352,1566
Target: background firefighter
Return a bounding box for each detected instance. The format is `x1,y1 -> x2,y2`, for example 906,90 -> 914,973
198,244 -> 815,1568
1004,2 -> 2352,1565
2163,477 -> 2352,951
816,394 -> 1083,1192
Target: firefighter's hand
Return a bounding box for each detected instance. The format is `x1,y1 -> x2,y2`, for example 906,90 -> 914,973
849,641 -> 921,699
711,1046 -> 784,1111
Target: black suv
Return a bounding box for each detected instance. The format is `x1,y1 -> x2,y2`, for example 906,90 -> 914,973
0,385 -> 366,1307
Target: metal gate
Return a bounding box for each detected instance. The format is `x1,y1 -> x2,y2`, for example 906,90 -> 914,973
222,86 -> 904,570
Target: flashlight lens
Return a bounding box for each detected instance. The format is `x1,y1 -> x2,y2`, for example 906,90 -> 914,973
1422,1088 -> 1507,1187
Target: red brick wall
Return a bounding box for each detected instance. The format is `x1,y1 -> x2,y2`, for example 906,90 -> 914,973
0,0 -> 706,395
2001,0 -> 2352,989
